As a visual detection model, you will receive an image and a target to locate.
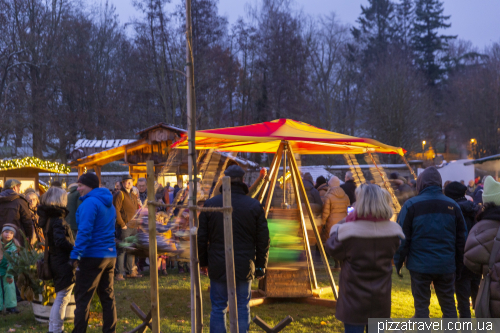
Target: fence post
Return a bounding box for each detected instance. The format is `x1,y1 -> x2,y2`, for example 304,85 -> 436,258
223,176 -> 238,333
146,160 -> 160,333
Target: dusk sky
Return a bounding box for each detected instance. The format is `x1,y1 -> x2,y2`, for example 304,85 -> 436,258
104,0 -> 499,49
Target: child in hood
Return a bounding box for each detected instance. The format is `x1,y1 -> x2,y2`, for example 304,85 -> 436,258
0,224 -> 20,314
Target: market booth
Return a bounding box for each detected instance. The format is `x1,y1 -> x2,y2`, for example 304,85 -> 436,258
172,118 -> 410,306
0,157 -> 71,194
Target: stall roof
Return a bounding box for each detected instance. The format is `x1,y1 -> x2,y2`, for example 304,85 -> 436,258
464,154 -> 500,166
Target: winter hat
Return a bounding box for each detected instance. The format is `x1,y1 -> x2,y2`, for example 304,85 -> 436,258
5,179 -> 21,189
316,176 -> 327,187
482,176 -> 500,205
77,173 -> 99,189
389,172 -> 400,180
444,181 -> 467,200
2,224 -> 16,236
328,176 -> 340,187
121,174 -> 133,181
224,165 -> 245,179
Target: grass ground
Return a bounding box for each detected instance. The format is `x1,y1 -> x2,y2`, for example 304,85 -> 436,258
0,268 -> 457,333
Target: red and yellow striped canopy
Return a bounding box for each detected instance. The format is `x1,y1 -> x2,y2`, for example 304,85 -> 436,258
172,119 -> 405,155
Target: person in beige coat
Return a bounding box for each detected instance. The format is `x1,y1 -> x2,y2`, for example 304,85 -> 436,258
464,175 -> 500,317
321,176 -> 350,242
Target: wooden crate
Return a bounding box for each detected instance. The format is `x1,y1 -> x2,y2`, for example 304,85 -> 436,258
264,267 -> 313,298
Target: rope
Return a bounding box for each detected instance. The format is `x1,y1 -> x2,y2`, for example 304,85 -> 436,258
401,154 -> 418,181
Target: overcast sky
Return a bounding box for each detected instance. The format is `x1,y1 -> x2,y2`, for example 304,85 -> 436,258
104,0 -> 500,49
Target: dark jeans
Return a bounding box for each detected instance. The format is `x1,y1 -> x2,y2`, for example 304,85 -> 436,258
117,228 -> 137,275
210,279 -> 251,333
73,257 -> 117,333
455,268 -> 481,318
410,271 -> 457,318
344,323 -> 367,333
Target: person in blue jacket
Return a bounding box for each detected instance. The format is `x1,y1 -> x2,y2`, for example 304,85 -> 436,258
69,173 -> 117,333
394,166 -> 467,318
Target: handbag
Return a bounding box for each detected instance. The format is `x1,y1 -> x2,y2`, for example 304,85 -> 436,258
475,225 -> 500,318
36,218 -> 53,281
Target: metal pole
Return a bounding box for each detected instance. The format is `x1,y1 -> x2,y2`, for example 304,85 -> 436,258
186,0 -> 202,331
222,176 -> 238,333
146,160 -> 160,333
283,150 -> 286,208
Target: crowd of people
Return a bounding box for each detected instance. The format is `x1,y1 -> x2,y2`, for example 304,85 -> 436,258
0,165 -> 499,333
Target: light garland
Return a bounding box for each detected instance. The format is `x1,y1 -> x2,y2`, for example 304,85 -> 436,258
0,157 -> 71,174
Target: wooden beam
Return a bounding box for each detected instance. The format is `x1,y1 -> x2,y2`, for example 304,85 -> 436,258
146,160 -> 160,333
223,176 -> 238,333
287,144 -> 338,300
264,142 -> 285,218
94,165 -> 102,186
288,152 -> 318,290
258,143 -> 284,203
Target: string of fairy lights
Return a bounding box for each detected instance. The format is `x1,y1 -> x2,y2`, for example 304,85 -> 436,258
0,157 -> 71,174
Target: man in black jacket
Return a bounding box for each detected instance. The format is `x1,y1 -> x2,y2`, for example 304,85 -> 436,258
198,165 -> 270,333
444,181 -> 481,318
340,171 -> 356,205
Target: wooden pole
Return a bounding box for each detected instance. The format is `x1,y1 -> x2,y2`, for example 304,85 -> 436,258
283,150 -> 286,208
146,160 -> 160,333
186,0 -> 203,331
264,142 -> 285,218
258,142 -> 285,204
288,152 -> 318,290
287,145 -> 338,300
401,154 -> 418,181
223,176 -> 238,333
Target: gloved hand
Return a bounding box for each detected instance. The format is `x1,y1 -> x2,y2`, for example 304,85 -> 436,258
69,259 -> 80,269
396,264 -> 403,278
255,268 -> 265,280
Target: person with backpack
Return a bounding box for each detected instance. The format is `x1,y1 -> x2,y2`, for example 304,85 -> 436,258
464,176 -> 500,317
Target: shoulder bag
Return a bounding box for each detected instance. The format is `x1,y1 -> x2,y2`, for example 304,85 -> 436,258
36,218 -> 53,281
475,225 -> 500,318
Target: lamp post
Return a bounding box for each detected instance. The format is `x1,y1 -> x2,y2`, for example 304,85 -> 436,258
422,141 -> 426,154
470,138 -> 476,158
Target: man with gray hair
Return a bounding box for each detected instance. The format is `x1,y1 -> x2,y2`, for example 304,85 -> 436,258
136,177 -> 148,206
0,179 -> 32,245
340,171 -> 357,205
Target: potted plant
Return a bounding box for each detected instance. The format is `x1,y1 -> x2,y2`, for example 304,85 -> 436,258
5,239 -> 76,322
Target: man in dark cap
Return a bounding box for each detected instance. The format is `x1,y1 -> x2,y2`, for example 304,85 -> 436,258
394,167 -> 467,318
444,181 -> 481,318
113,174 -> 141,280
70,172 -> 118,333
198,165 -> 270,333
0,179 -> 33,245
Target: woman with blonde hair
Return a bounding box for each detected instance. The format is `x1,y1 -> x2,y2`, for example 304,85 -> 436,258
38,187 -> 75,333
325,184 -> 404,333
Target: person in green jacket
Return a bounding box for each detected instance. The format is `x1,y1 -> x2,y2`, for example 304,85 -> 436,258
0,224 -> 20,314
66,183 -> 81,237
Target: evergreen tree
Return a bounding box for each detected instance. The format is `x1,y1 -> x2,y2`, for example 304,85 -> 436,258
395,0 -> 414,48
412,0 -> 456,85
351,0 -> 397,63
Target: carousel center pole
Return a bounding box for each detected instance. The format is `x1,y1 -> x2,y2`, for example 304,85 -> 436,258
258,142 -> 285,204
186,0 -> 203,331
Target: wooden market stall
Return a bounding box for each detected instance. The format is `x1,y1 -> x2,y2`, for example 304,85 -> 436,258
0,157 -> 71,194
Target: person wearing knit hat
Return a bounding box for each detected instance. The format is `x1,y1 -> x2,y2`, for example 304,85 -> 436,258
0,222 -> 20,313
444,181 -> 481,318
321,176 -> 349,245
481,176 -> 500,205
70,172 -> 117,332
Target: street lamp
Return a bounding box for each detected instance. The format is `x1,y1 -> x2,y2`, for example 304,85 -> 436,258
470,138 -> 476,144
422,140 -> 426,152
